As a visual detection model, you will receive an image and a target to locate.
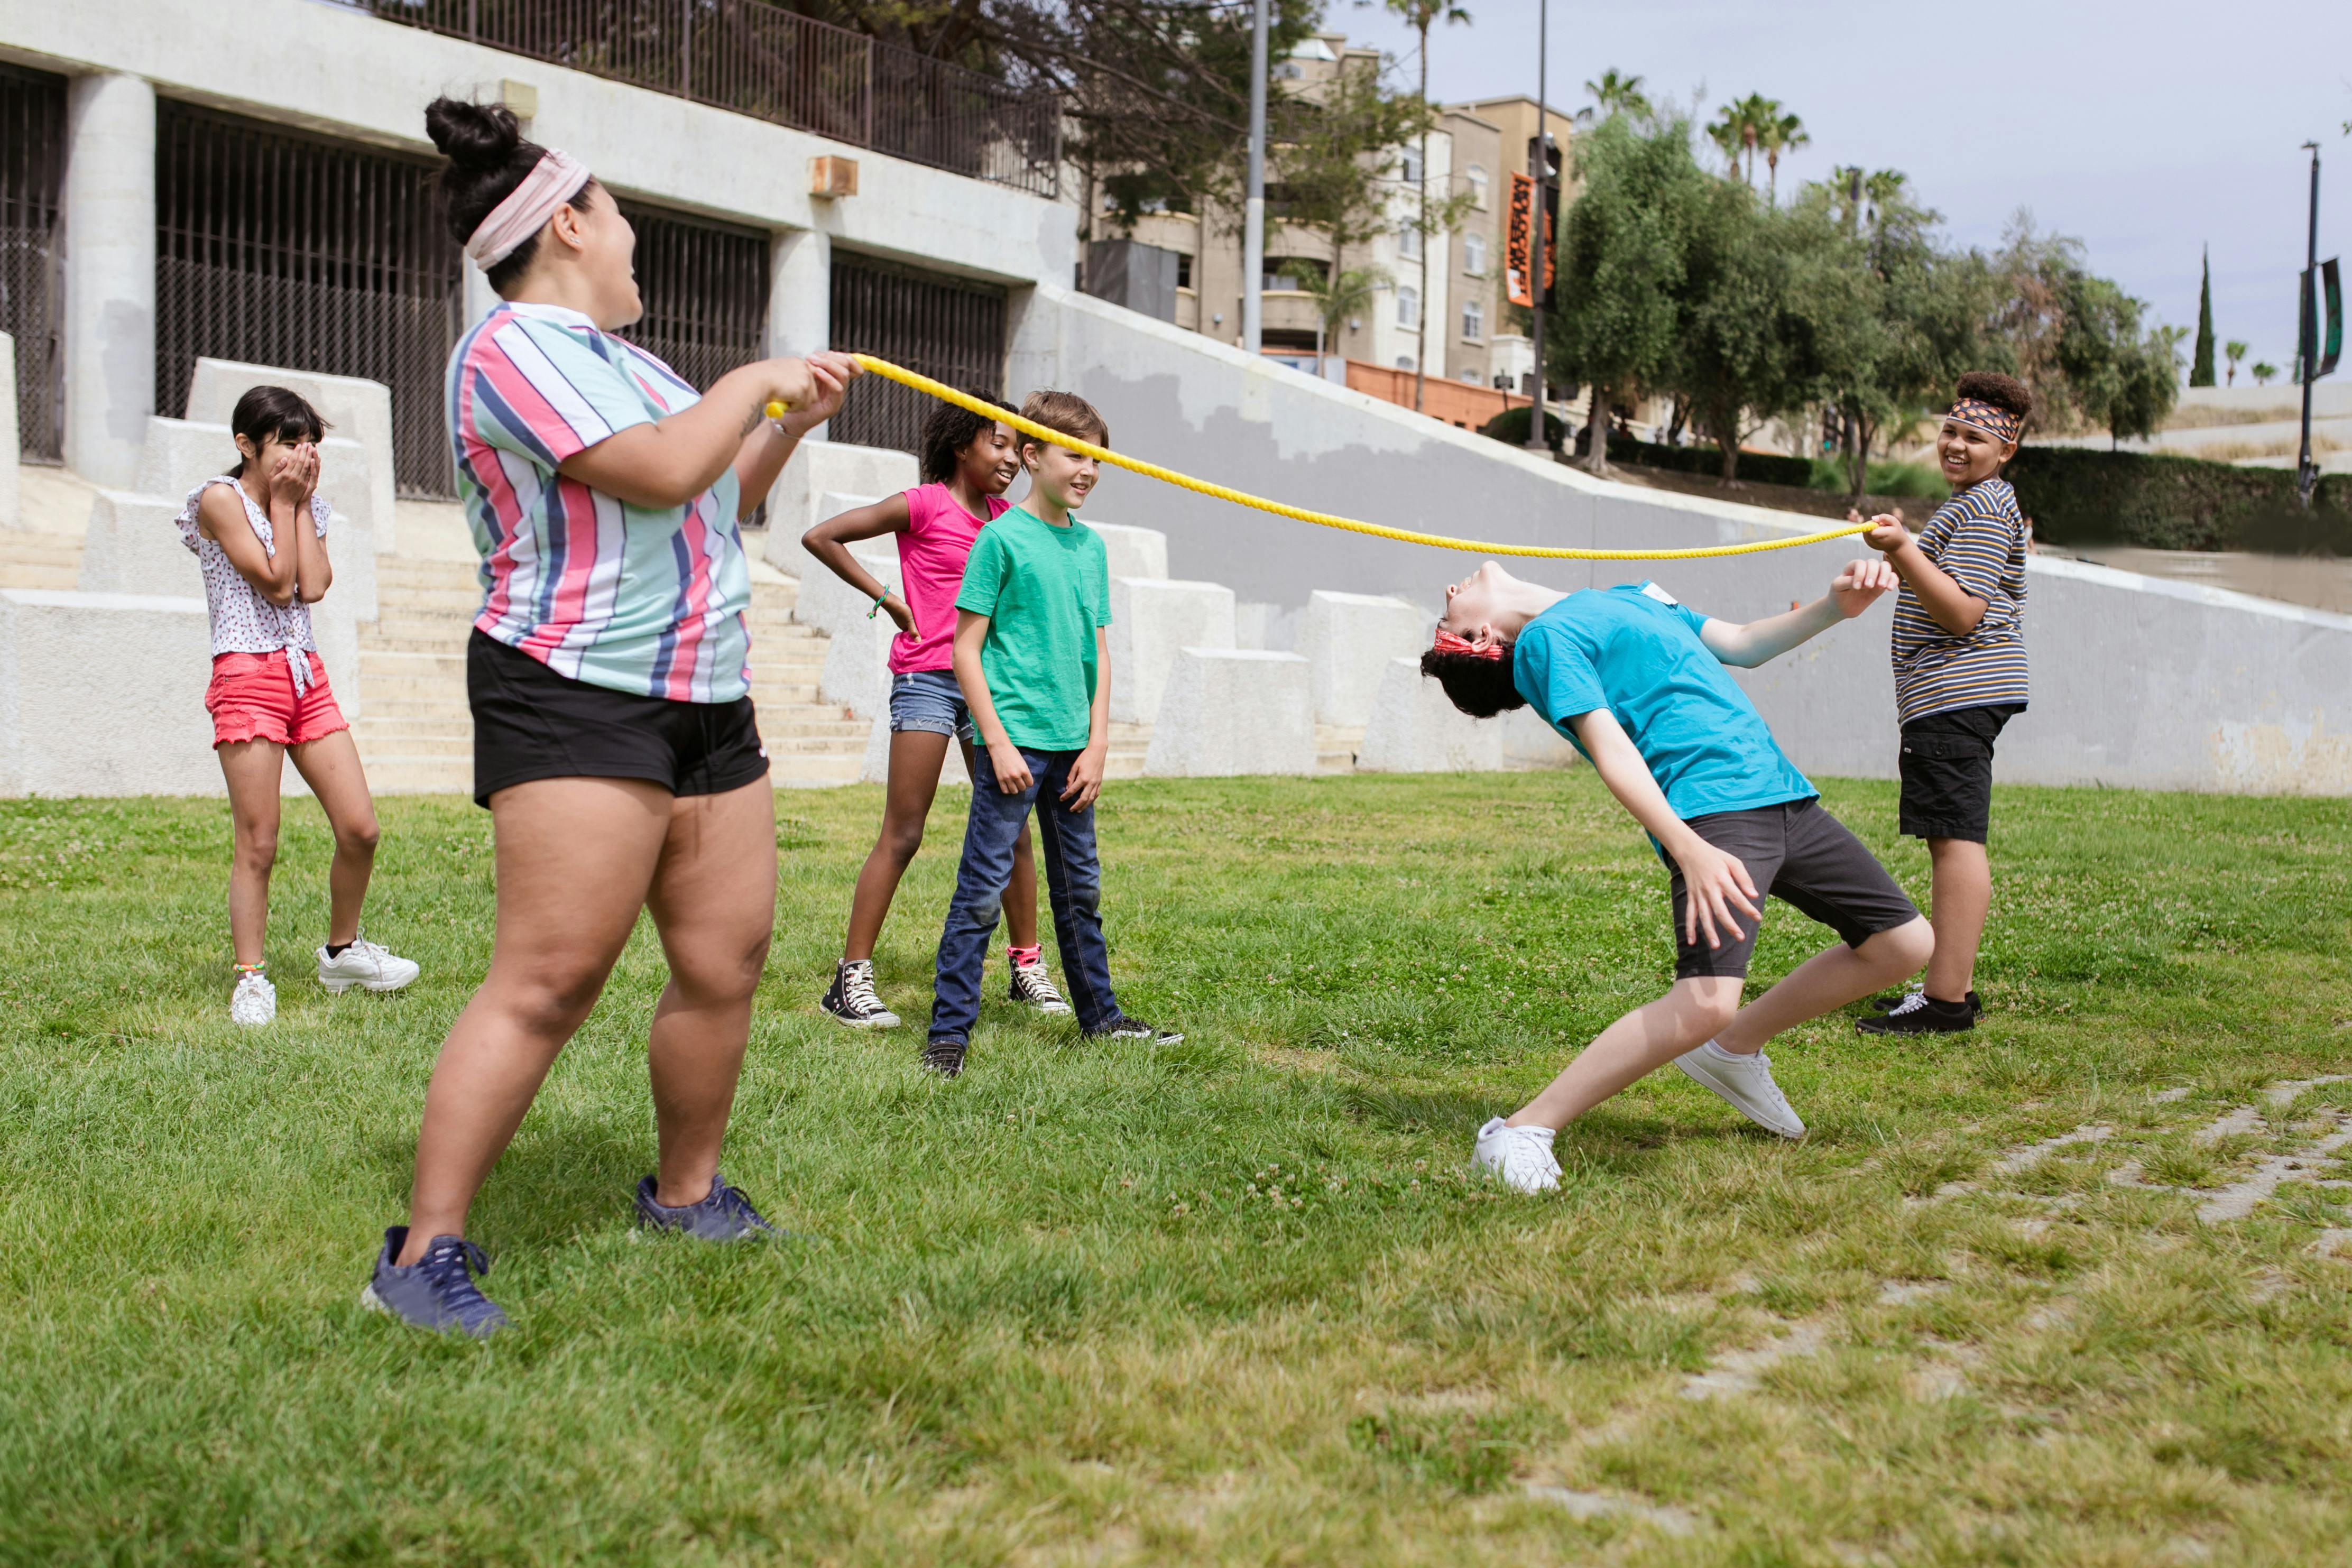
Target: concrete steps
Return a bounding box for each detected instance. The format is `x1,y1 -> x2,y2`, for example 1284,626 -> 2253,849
0,533 -> 87,591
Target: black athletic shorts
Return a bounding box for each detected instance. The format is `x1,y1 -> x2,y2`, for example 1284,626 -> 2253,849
1663,797 -> 1920,980
1898,703 -> 2023,843
466,629 -> 769,808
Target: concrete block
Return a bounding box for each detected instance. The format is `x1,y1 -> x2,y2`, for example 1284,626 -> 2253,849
184,359 -> 399,555
1234,600 -> 1296,651
137,417 -> 378,542
1142,649 -> 1317,777
1296,589 -> 1427,725
794,535 -> 902,640
78,489 -> 195,597
1084,520 -> 1167,582
0,333 -> 17,528
820,605 -> 898,719
1109,576 -> 1234,723
762,441 -> 917,579
1356,657 -> 1505,773
1501,706 -> 1581,770
860,709 -> 972,786
1,589 -> 217,796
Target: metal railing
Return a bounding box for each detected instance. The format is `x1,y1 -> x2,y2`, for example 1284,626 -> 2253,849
364,1 -> 1060,198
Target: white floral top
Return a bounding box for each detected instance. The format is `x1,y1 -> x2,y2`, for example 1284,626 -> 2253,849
174,477 -> 332,691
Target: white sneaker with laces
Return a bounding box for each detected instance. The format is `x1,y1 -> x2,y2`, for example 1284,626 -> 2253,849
230,969 -> 277,1027
1674,1041 -> 1806,1139
1472,1116 -> 1561,1193
1008,958 -> 1072,1015
317,936 -> 422,994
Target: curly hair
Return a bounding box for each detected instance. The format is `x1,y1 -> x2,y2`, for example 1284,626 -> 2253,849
1954,370 -> 2033,427
1419,644 -> 1526,718
917,391 -> 1017,484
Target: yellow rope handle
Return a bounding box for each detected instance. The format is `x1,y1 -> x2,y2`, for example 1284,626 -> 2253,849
773,355 -> 1873,562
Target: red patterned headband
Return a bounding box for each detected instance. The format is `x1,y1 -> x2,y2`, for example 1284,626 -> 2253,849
1947,397 -> 2022,445
1432,629 -> 1506,662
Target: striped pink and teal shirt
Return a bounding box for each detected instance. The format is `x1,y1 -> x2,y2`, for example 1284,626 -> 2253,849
445,300 -> 752,703
1890,476 -> 2030,725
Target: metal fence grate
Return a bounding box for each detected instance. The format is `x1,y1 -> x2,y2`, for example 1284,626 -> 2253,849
615,200 -> 770,393
362,1 -> 1058,198
155,100 -> 464,497
827,253 -> 1005,455
0,63 -> 66,462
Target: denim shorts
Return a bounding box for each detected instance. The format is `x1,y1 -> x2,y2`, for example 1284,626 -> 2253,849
889,668 -> 975,742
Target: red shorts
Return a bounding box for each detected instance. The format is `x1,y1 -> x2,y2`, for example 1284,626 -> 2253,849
206,650 -> 349,748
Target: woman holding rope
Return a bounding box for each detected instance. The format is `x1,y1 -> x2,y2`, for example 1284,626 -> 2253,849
364,98 -> 858,1336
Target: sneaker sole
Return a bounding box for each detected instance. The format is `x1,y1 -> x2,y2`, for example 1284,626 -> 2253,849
1014,1000 -> 1074,1015
1674,1056 -> 1806,1139
320,974 -> 419,994
1471,1150 -> 1561,1194
822,1008 -> 902,1030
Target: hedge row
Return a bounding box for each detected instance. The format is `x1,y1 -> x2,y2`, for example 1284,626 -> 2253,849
2006,447 -> 2352,552
1476,406 -> 1815,488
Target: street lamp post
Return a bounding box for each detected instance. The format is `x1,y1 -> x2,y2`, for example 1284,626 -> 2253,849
1524,0 -> 1548,454
2297,140 -> 2321,509
1243,0 -> 1269,356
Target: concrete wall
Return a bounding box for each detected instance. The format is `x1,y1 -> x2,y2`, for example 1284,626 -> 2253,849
1010,283 -> 2352,795
0,588 -> 217,796
0,332 -> 16,527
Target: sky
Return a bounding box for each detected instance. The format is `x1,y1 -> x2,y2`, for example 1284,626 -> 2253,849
1333,0 -> 2352,379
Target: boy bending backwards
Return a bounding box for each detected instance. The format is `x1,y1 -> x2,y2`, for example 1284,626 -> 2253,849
926,390 -> 1182,1077
1421,559 -> 1935,1193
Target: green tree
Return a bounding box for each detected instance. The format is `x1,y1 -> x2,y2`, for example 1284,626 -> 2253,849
1760,107 -> 1808,206
2252,361 -> 2278,385
1279,260 -> 1387,362
1382,0 -> 1473,410
2190,246 -> 2216,386
2225,338 -> 2249,386
1577,68 -> 1650,125
1672,180 -> 1823,479
1544,113 -> 1715,473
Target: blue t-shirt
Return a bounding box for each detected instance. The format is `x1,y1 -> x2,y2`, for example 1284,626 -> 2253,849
1511,582 -> 1815,821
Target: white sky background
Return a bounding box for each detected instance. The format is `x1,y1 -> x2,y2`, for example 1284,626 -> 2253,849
1333,0 -> 2352,377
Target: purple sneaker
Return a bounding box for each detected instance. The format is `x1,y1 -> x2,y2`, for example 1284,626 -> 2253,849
361,1226 -> 508,1338
633,1174 -> 778,1241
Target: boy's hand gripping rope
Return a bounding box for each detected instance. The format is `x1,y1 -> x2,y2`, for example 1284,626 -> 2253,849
771,355 -> 1874,562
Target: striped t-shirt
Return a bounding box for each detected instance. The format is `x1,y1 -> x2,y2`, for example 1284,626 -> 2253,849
1890,476 -> 2029,724
445,300 -> 752,703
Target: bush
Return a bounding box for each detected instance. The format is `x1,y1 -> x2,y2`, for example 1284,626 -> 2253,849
2005,447 -> 2352,552
1474,407 -> 1814,487
1808,458 -> 1950,500
1475,405 -> 1568,450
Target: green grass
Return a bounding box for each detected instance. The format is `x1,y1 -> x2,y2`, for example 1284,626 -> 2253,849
5,773 -> 2352,1566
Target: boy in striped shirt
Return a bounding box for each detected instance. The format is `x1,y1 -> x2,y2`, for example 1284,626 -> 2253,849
1855,372 -> 2034,1036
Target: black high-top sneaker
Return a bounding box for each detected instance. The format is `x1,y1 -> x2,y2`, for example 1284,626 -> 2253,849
820,960 -> 901,1029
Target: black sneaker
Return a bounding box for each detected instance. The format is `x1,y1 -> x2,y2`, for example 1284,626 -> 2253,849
634,1174 -> 777,1241
1085,1017 -> 1185,1045
1856,991 -> 1977,1035
1868,987 -> 1980,1014
361,1226 -> 509,1338
921,1037 -> 967,1078
1008,958 -> 1073,1015
821,959 -> 901,1029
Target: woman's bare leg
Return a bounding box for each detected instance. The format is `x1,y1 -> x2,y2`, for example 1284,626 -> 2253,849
287,730 -> 380,948
841,730 -> 952,962
963,735 -> 1040,950
643,778 -> 778,1207
396,777 -> 671,1265
217,740 -> 286,968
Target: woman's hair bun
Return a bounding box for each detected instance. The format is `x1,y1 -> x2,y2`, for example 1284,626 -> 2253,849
425,97 -> 522,173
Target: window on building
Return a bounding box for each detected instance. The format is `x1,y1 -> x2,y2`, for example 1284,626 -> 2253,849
1176,253 -> 1193,290
1467,164 -> 1489,209
1396,285 -> 1418,327
1462,300 -> 1484,341
1400,147 -> 1423,186
1463,233 -> 1486,276
1396,355 -> 1416,371
1461,368 -> 1481,383
1397,224 -> 1421,262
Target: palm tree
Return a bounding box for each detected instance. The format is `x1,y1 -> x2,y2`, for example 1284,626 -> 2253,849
1578,68 -> 1649,125
2252,361 -> 2278,385
1761,108 -> 1807,205
1707,95 -> 1777,186
1383,0 -> 1472,413
1706,113 -> 1745,179
1281,259 -> 1386,368
2225,339 -> 2249,386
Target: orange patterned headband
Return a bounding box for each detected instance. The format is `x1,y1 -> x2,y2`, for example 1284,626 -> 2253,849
1432,629 -> 1506,662
1947,397 -> 2022,445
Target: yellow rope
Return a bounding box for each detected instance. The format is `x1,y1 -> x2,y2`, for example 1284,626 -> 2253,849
772,354 -> 1871,562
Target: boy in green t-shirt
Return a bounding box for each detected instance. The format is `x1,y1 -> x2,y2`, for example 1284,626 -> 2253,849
925,390 -> 1181,1077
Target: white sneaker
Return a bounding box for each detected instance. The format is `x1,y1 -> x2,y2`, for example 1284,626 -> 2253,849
1472,1116 -> 1562,1193
316,936 -> 421,994
230,969 -> 276,1027
1675,1041 -> 1806,1139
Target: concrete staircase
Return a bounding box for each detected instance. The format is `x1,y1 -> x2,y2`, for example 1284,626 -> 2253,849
0,532 -> 85,591
353,559 -> 869,794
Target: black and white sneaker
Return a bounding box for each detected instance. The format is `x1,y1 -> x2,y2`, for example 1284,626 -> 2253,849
1867,986 -> 1979,1014
820,960 -> 901,1030
921,1037 -> 967,1078
1008,958 -> 1073,1015
1856,990 -> 1977,1035
1085,1016 -> 1184,1046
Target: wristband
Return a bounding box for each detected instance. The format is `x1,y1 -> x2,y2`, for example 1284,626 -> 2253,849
867,593 -> 887,619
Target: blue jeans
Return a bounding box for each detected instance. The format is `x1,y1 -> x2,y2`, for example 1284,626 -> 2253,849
930,746 -> 1120,1043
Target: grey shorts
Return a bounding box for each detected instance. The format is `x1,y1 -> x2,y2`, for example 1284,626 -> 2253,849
1663,797 -> 1921,980
889,668 -> 975,743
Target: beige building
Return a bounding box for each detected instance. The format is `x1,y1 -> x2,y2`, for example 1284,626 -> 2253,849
1441,95 -> 1577,402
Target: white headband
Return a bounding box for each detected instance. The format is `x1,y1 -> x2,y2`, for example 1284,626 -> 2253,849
464,150 -> 593,270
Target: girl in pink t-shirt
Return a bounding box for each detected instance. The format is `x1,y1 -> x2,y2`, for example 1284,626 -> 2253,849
802,394 -> 1063,1029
